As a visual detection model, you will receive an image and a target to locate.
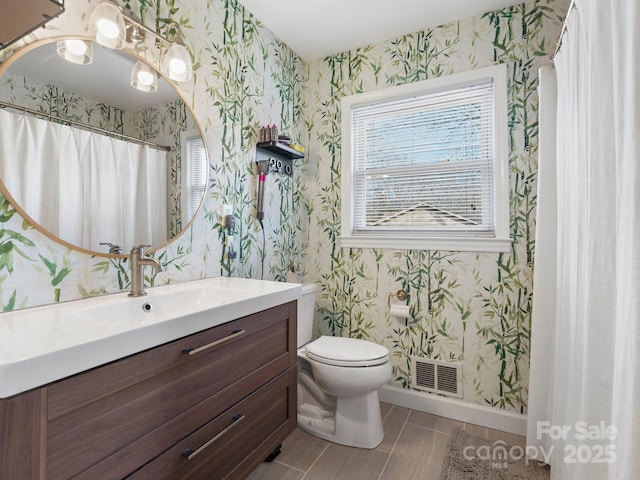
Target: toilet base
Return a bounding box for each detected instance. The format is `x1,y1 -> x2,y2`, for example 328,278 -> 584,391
298,390 -> 384,449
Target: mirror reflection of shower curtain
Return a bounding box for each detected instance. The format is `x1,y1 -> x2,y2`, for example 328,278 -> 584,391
0,109 -> 168,251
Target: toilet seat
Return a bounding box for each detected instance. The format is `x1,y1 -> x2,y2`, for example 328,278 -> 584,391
305,336 -> 389,367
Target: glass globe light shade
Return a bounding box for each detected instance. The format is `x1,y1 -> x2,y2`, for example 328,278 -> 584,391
163,43 -> 193,82
56,39 -> 93,65
88,1 -> 126,49
130,61 -> 158,93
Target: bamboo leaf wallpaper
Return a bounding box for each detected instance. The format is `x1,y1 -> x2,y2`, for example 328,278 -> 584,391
0,0 -> 567,415
302,0 -> 568,413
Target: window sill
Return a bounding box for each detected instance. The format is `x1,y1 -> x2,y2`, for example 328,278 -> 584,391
339,235 -> 512,253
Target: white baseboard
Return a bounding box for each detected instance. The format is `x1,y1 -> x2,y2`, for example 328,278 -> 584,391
379,385 -> 527,436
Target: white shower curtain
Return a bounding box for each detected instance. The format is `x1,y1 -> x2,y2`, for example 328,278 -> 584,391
527,65 -> 557,464
527,1 -> 640,479
0,109 -> 168,252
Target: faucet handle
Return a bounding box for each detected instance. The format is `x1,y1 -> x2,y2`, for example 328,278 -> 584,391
131,244 -> 152,254
100,242 -> 122,254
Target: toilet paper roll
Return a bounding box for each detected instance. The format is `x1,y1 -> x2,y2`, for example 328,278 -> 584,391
390,304 -> 411,319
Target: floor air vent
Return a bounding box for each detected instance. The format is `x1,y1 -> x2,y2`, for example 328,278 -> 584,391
411,357 -> 462,398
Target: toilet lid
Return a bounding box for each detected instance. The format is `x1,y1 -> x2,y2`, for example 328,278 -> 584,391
305,336 -> 389,367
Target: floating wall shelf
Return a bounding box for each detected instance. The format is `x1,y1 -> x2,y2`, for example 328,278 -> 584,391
256,141 -> 304,176
256,141 -> 304,160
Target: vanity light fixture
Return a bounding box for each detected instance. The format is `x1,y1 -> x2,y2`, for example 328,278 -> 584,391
130,60 -> 158,92
56,39 -> 93,65
87,1 -> 193,84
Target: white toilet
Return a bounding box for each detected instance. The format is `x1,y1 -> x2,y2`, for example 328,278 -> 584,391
297,284 -> 391,449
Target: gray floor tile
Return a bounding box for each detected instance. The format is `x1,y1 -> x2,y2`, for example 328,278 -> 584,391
379,424 -> 449,480
407,410 -> 465,434
247,403 -> 529,480
246,461 -> 305,480
377,404 -> 411,453
277,428 -> 330,472
302,443 -> 389,480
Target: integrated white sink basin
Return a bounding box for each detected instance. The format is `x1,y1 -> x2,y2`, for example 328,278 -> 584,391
72,281 -> 251,324
0,277 -> 301,398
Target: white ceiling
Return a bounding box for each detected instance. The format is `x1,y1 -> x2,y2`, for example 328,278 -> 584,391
237,0 -> 523,61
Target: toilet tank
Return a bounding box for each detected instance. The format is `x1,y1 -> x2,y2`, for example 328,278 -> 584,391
297,283 -> 318,348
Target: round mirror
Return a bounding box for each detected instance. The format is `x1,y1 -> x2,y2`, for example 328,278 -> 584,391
0,37 -> 208,256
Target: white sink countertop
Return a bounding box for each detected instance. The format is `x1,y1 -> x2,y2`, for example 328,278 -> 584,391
0,277 -> 302,399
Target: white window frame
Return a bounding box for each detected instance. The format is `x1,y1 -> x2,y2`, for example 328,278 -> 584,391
340,64 -> 511,252
180,129 -> 207,225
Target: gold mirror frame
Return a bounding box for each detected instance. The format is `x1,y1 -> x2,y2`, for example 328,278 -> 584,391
0,36 -> 208,257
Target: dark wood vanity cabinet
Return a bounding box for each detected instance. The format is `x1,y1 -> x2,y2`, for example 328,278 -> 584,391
0,301 -> 298,480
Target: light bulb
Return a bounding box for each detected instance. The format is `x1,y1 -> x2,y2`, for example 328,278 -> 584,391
137,70 -> 154,86
169,58 -> 186,75
66,39 -> 88,56
97,18 -> 120,40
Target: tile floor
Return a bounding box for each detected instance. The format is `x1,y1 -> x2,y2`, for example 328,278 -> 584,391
247,403 -> 526,480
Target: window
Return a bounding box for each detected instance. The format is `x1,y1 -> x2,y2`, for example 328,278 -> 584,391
340,64 -> 510,252
181,131 -> 207,223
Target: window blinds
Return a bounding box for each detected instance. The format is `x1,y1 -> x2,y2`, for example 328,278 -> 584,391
185,137 -> 206,218
351,81 -> 496,237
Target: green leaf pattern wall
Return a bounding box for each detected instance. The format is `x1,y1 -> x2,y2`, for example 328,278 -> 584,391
301,0 -> 568,412
0,0 -> 568,413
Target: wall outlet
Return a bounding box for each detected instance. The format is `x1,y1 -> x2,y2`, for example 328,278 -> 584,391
222,204 -> 233,217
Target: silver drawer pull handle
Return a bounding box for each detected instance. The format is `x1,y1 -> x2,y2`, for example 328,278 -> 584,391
182,414 -> 246,460
183,329 -> 246,356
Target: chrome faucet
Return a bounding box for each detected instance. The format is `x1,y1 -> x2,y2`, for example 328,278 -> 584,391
128,245 -> 162,297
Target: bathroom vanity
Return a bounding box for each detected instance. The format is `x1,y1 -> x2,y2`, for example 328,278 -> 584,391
0,277 -> 300,480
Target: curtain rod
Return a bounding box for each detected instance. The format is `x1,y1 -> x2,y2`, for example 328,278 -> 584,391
550,0 -> 576,64
0,101 -> 172,152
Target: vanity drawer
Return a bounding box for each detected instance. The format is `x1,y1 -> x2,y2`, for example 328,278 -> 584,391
126,367 -> 297,480
47,302 -> 295,420
46,301 -> 296,480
